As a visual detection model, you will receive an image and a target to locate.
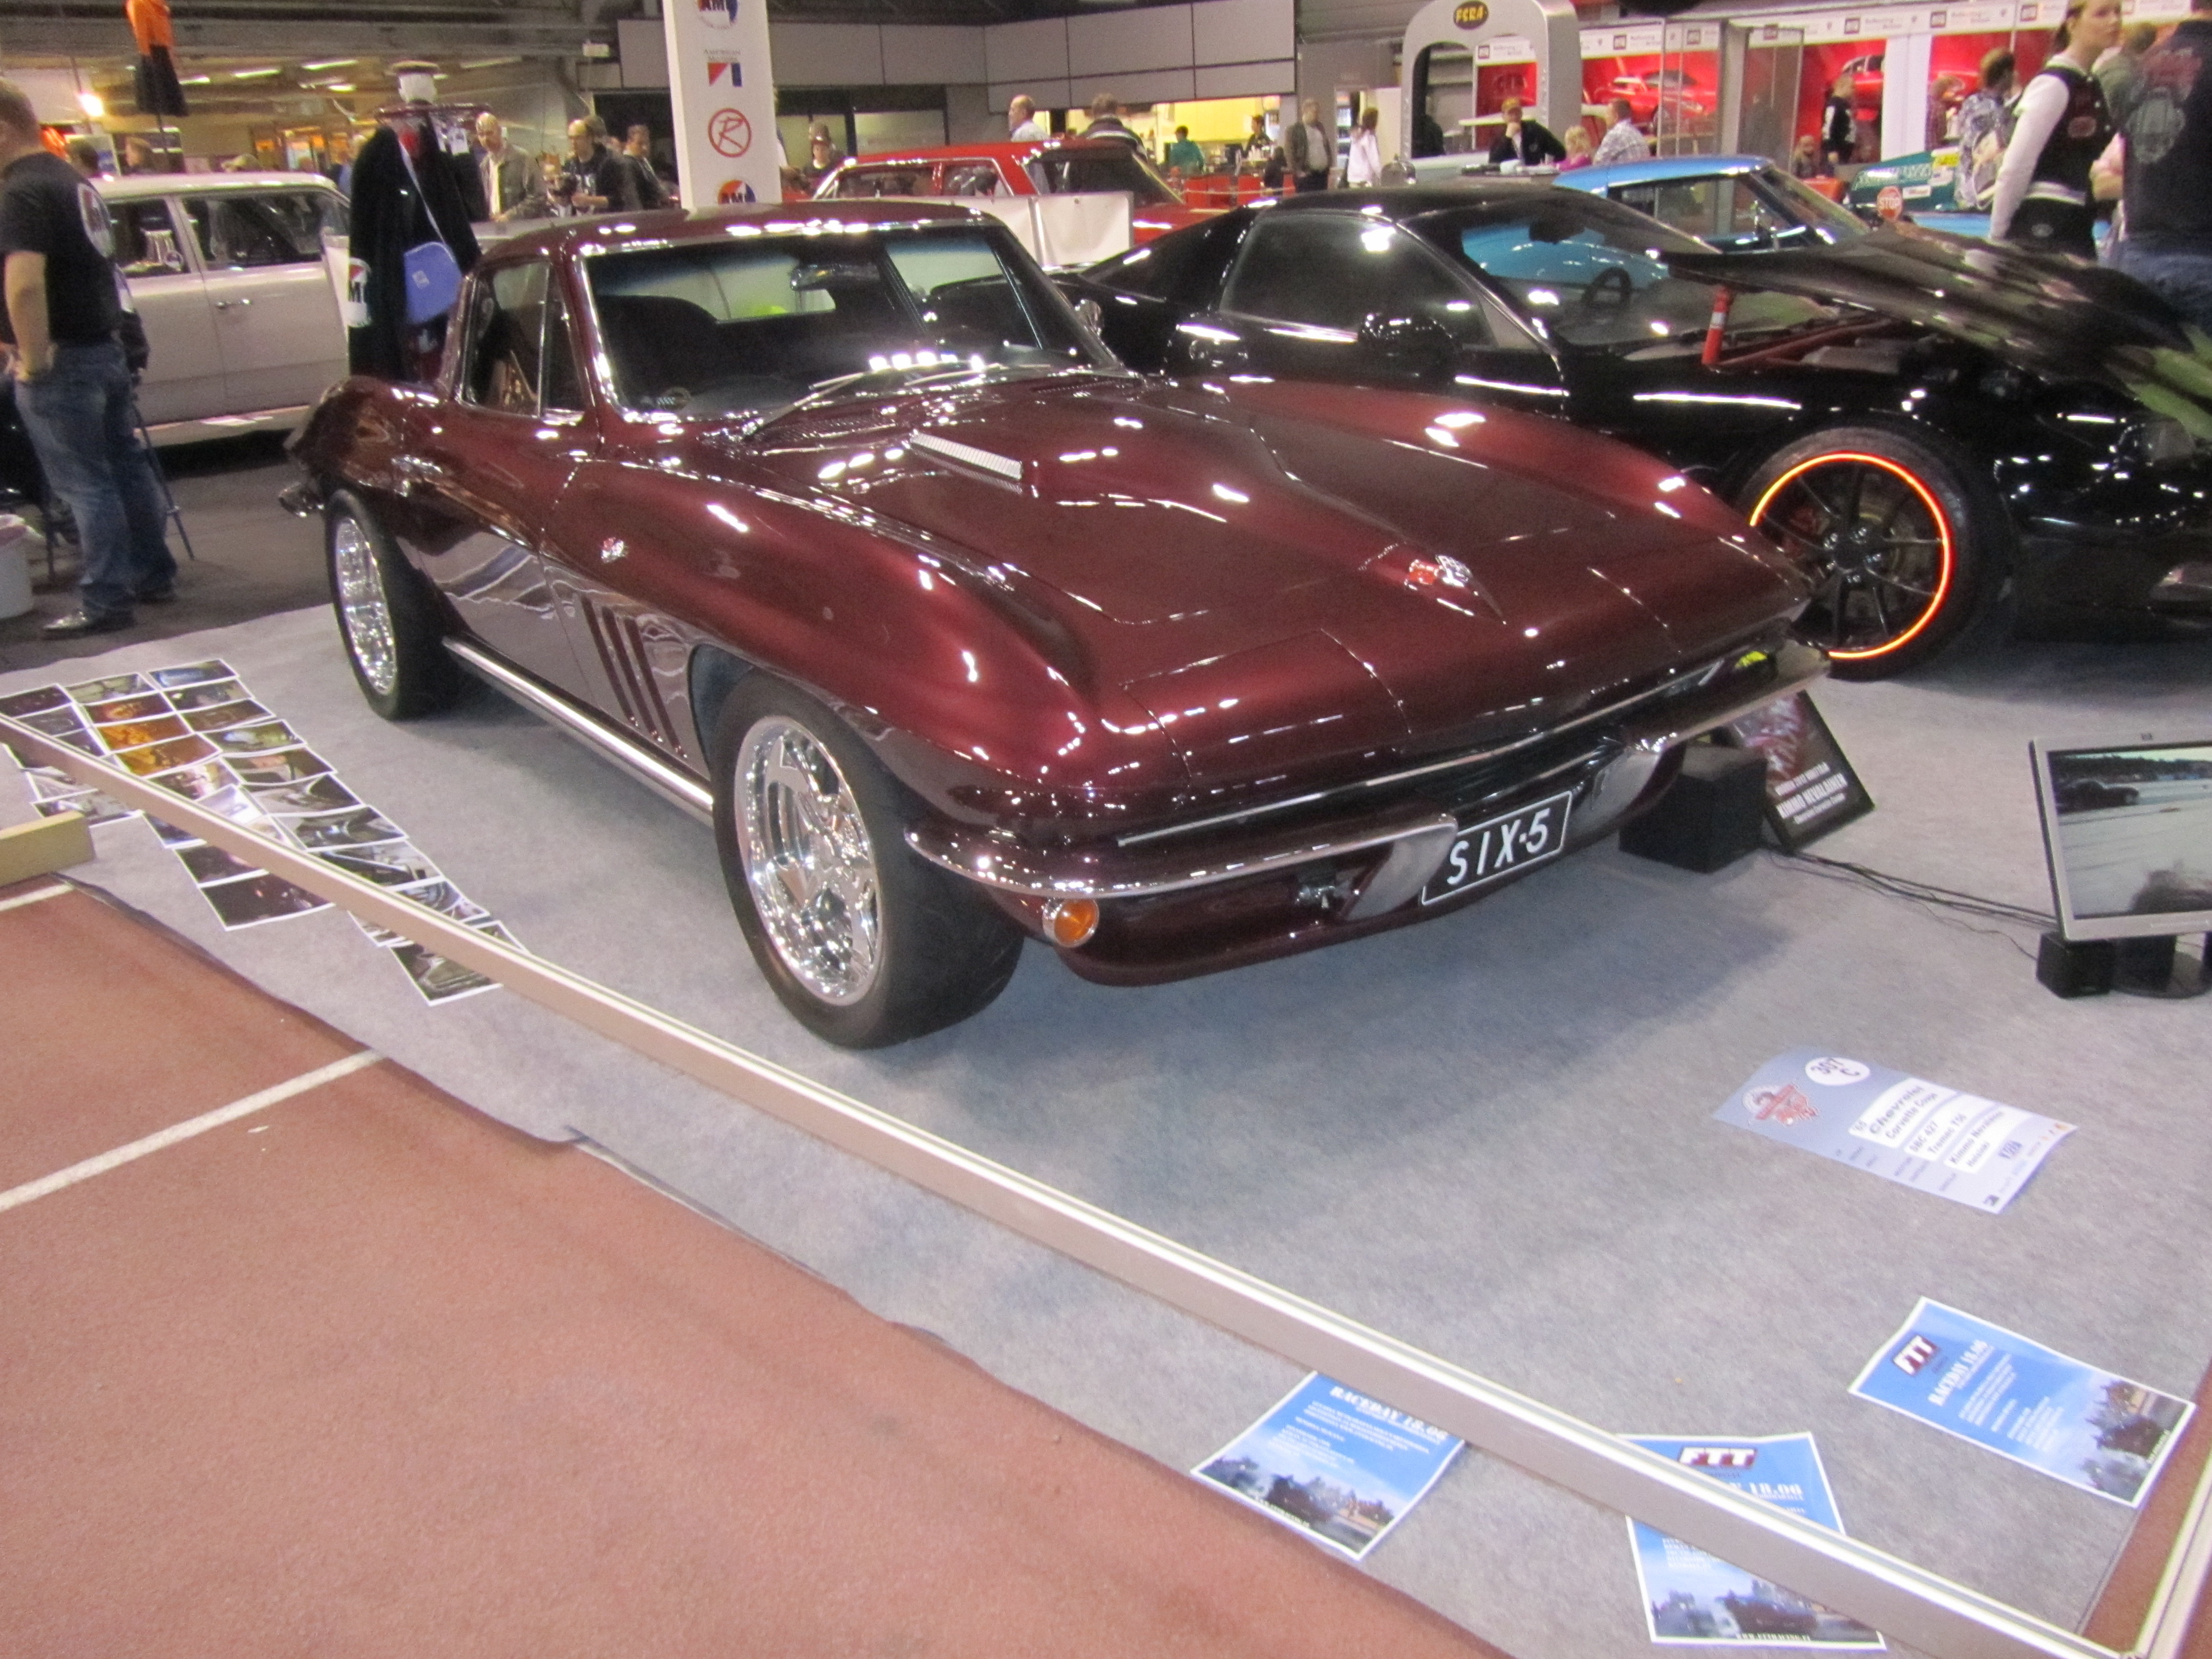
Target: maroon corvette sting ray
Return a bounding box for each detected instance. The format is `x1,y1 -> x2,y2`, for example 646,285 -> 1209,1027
286,202 -> 1823,1046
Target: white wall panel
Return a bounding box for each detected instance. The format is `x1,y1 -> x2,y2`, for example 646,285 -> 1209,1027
1067,5 -> 1194,75
986,17 -> 1072,84
1092,67 -> 1200,103
1193,0 -> 1294,67
617,18 -> 670,89
880,24 -> 988,86
1195,59 -> 1297,96
770,22 -> 885,87
989,78 -> 1072,113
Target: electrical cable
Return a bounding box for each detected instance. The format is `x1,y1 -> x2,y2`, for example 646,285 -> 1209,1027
1764,846 -> 2052,958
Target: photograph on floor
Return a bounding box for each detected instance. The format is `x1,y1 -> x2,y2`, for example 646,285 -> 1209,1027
1714,1051 -> 2072,1214
1851,1299 -> 2195,1506
1196,1374 -> 1463,1561
0,657 -> 518,999
1624,1433 -> 1883,1648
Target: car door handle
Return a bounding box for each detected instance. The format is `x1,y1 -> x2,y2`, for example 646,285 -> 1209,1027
211,297 -> 252,310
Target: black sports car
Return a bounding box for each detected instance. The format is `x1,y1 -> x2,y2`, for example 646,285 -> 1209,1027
1062,185 -> 2212,676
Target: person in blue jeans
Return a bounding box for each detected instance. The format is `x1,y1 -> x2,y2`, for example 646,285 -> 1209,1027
0,79 -> 175,636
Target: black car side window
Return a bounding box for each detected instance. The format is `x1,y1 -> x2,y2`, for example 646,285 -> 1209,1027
541,289 -> 586,414
1222,215 -> 1486,341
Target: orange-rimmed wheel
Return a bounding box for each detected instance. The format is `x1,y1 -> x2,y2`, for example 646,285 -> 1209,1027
1739,427 -> 1998,680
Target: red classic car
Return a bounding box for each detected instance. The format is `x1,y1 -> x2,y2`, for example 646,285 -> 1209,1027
286,202 -> 1821,1046
813,138 -> 1210,244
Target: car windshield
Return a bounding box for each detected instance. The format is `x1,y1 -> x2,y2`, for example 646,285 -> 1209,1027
1757,167 -> 1871,243
1421,194 -> 1834,349
583,225 -> 1099,419
1024,148 -> 1180,207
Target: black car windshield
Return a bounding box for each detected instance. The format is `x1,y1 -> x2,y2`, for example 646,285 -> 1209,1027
1024,148 -> 1180,207
1420,194 -> 1834,349
1759,167 -> 1873,243
584,225 -> 1098,418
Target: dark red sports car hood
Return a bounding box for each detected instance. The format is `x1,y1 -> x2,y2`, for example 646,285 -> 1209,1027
742,371 -> 1808,782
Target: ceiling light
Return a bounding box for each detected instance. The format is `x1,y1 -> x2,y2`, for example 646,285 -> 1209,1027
322,83 -> 355,92
302,58 -> 356,70
180,74 -> 211,84
76,91 -> 105,118
232,67 -> 281,78
460,56 -> 523,70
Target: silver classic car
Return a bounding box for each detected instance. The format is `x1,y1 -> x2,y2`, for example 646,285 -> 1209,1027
98,171 -> 349,445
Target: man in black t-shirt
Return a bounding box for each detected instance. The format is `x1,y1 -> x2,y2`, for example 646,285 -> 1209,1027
562,115 -> 643,215
0,78 -> 175,635
2113,0 -> 2212,332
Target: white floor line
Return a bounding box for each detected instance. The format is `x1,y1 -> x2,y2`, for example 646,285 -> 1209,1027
0,1050 -> 384,1216
0,883 -> 72,914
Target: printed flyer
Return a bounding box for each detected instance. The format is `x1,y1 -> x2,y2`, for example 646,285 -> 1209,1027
1195,1373 -> 1462,1561
1714,1050 -> 2072,1214
1719,694 -> 1874,851
1851,1300 -> 2194,1507
1625,1433 -> 1882,1648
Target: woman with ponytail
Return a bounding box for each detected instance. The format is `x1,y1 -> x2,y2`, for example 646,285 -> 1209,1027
1988,0 -> 2124,256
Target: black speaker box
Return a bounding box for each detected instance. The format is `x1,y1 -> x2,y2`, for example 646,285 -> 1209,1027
2036,931 -> 2115,998
1619,744 -> 1768,873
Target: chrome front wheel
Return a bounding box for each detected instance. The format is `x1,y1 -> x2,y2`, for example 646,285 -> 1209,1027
331,514 -> 399,698
734,714 -> 884,1006
323,491 -> 462,721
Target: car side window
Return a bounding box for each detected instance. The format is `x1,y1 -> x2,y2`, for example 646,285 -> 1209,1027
1617,179 -> 1724,241
184,192 -> 328,268
461,262 -> 552,416
942,163 -> 1001,198
1222,215 -> 1485,340
834,167 -> 930,199
110,200 -> 190,278
541,289 -> 586,414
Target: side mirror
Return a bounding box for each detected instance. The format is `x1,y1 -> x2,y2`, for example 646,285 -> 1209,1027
1073,295 -> 1104,333
1359,310 -> 1455,366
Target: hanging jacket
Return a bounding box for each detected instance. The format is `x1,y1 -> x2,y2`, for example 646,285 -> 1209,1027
346,117 -> 481,380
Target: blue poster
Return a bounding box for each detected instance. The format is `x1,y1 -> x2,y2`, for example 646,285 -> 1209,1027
1851,1300 -> 2195,1507
1195,1374 -> 1463,1560
1715,1050 -> 2072,1214
1625,1434 -> 1883,1648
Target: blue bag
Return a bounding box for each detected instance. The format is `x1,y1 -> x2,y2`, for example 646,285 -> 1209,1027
402,238 -> 462,323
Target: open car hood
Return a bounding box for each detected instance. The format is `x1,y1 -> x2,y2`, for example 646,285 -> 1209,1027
1667,228 -> 2212,434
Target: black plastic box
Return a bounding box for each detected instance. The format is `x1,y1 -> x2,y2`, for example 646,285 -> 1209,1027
1619,744 -> 1769,874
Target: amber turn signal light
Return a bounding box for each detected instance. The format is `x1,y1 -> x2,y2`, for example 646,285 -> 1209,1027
1043,898 -> 1100,948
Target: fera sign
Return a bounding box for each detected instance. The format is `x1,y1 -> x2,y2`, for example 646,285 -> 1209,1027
1453,0 -> 1490,25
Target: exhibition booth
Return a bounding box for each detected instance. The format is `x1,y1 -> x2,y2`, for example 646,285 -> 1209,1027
5,607 -> 2208,1659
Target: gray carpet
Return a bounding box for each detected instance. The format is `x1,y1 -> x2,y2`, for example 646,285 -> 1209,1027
6,607 -> 2209,1659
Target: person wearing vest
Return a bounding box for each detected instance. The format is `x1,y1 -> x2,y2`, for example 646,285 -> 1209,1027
1990,0 -> 2123,257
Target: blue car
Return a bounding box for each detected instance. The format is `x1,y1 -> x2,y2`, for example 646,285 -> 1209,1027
1558,154 -> 1875,251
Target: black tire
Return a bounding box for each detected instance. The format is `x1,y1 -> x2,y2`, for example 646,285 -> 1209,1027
325,490 -> 463,720
709,675 -> 1023,1048
1736,425 -> 2004,680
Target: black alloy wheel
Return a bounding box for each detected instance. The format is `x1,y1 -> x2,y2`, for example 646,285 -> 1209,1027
1738,426 -> 1997,679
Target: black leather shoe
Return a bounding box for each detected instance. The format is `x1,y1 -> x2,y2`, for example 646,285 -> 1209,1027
40,609 -> 135,637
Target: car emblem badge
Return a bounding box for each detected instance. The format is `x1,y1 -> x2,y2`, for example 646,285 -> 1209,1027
600,538 -> 627,562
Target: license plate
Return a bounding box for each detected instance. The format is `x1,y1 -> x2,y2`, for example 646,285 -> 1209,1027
1420,790 -> 1573,905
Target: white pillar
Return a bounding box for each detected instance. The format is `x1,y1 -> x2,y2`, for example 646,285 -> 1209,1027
664,0 -> 782,208
1881,30 -> 1932,162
